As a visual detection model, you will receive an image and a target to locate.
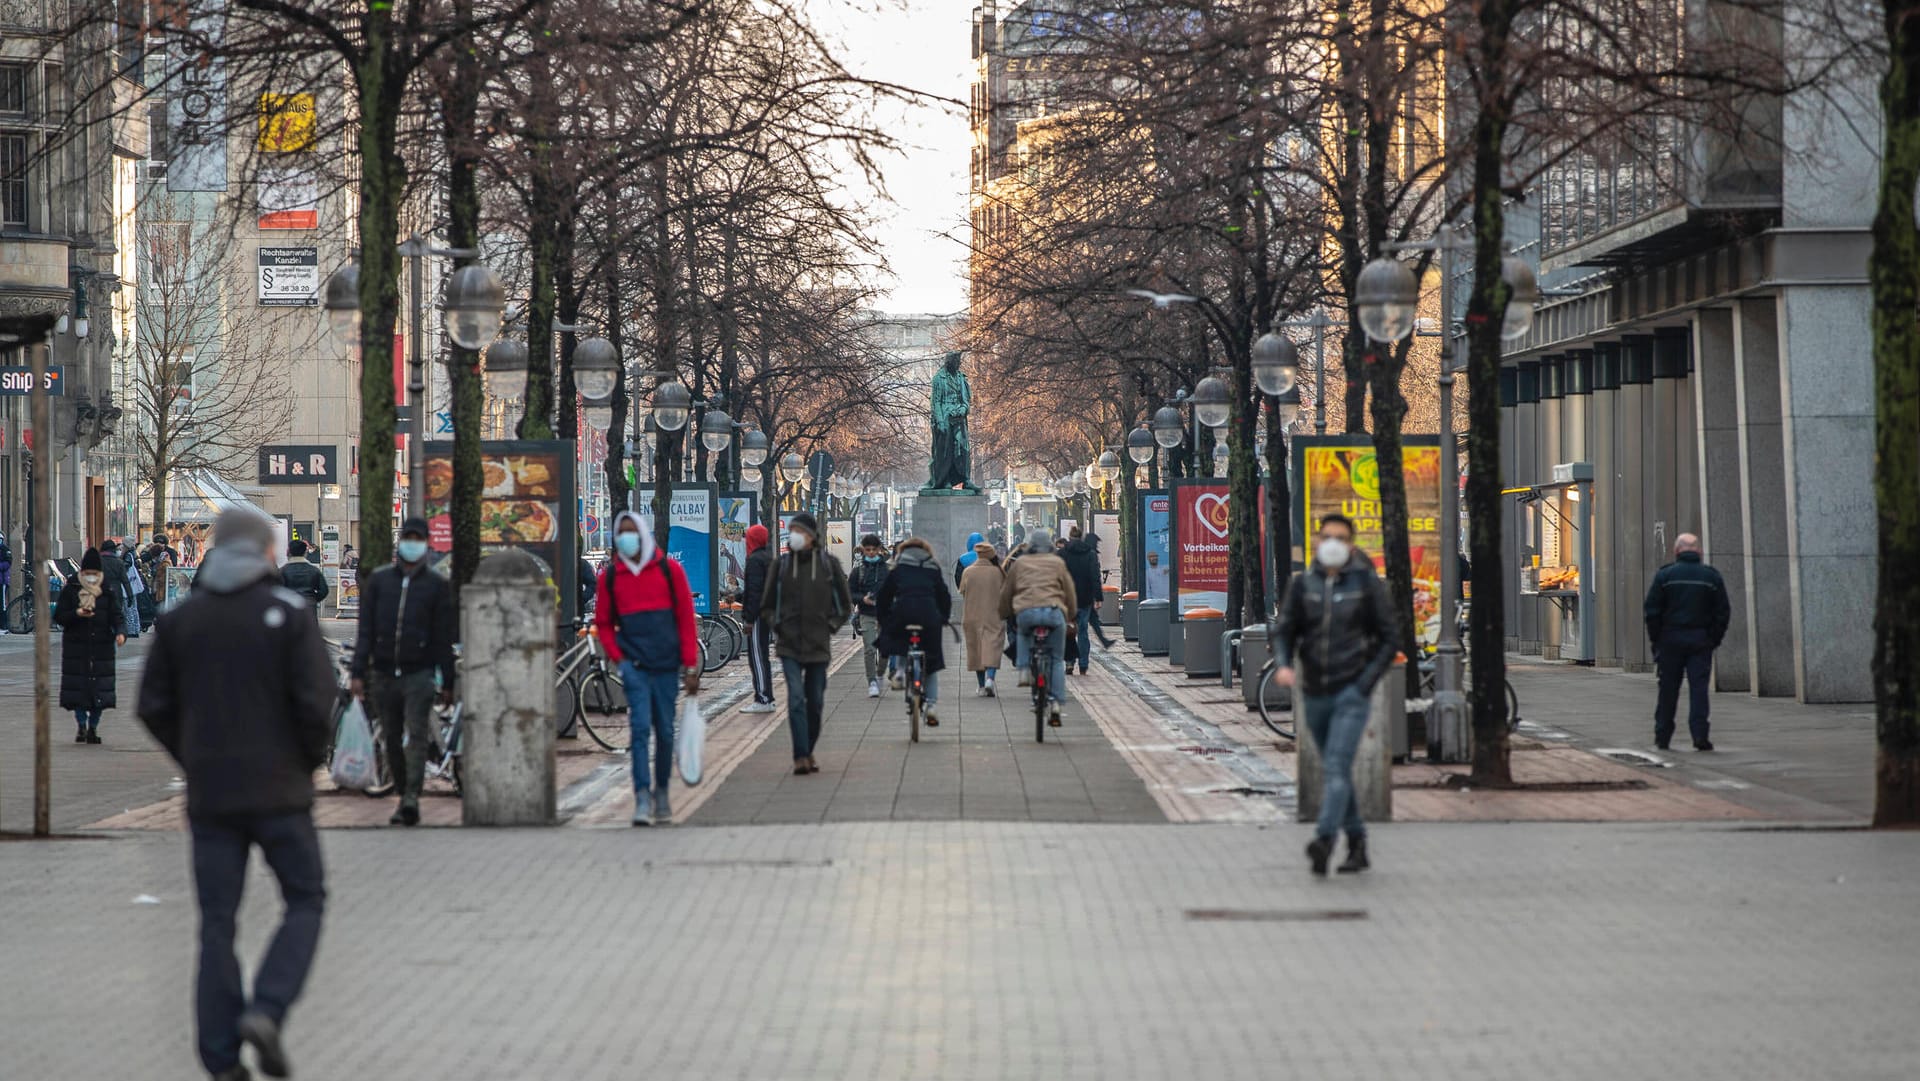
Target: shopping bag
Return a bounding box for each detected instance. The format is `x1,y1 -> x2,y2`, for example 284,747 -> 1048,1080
677,695 -> 706,786
329,698 -> 380,791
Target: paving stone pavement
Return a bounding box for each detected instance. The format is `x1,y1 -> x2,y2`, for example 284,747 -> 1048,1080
3,821 -> 1918,1080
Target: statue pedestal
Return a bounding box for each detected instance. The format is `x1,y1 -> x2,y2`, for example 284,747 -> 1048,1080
913,492 -> 988,626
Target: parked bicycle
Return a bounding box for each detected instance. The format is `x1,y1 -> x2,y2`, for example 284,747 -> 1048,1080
555,620 -> 629,752
696,596 -> 742,673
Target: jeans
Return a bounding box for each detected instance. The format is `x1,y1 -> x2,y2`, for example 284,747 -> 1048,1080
857,618 -> 883,682
746,619 -> 775,704
1016,606 -> 1069,703
189,811 -> 326,1076
976,667 -> 998,687
73,708 -> 100,732
894,660 -> 939,705
1654,629 -> 1714,745
620,662 -> 678,792
1302,684 -> 1371,842
781,657 -> 828,758
1074,605 -> 1106,671
369,668 -> 436,806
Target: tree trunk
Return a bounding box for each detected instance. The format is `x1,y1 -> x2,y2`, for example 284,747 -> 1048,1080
1463,14 -> 1517,787
355,24 -> 407,573
443,4 -> 483,590
1226,353 -> 1263,628
553,215 -> 580,442
1872,0 -> 1920,826
519,171 -> 559,440
1264,395 -> 1292,607
1369,345 -> 1422,699
150,467 -> 168,544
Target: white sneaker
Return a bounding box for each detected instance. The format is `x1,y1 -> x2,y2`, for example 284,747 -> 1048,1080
1018,672 -> 1031,688
888,675 -> 904,690
868,680 -> 881,698
740,701 -> 777,714
985,676 -> 996,696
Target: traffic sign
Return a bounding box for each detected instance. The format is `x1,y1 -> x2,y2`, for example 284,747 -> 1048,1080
808,450 -> 834,483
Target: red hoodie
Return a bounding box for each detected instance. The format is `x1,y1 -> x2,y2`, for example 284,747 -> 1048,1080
594,554 -> 700,669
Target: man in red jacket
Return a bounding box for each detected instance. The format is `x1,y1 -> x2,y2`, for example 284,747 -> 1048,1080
594,510 -> 700,826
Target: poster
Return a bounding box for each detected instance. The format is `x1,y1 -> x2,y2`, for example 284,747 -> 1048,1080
827,519 -> 854,572
1170,480 -> 1230,614
664,486 -> 717,615
421,439 -> 579,623
778,512 -> 797,553
257,247 -> 319,304
1292,435 -> 1442,643
1136,492 -> 1171,601
716,492 -> 757,602
257,92 -> 316,152
256,166 -> 320,230
166,1 -> 227,193
1092,511 -> 1121,569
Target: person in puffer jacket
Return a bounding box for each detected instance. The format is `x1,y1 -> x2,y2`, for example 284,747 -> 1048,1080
594,510 -> 700,826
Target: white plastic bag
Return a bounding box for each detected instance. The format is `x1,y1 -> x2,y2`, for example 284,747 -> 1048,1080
329,698 -> 380,791
678,695 -> 706,785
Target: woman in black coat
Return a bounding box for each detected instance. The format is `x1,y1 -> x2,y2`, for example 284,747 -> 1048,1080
876,537 -> 953,725
53,548 -> 125,744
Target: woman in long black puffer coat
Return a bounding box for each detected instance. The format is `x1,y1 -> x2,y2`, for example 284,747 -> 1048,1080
53,548 -> 124,744
877,537 -> 953,726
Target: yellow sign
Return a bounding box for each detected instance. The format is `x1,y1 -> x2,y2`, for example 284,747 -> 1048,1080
257,93 -> 316,152
1298,441 -> 1445,644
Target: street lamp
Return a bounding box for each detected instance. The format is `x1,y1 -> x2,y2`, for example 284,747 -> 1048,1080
571,337 -> 620,402
1095,449 -> 1119,485
443,264 -> 506,351
1151,405 -> 1185,448
1127,426 -> 1155,465
741,464 -> 763,486
700,409 -> 734,453
1251,330 -> 1297,396
1192,375 -> 1230,429
1355,256 -> 1419,342
651,380 -> 692,432
1500,255 -> 1542,341
324,263 -> 360,342
1276,386 -> 1303,429
778,451 -> 805,486
740,428 -> 770,467
485,339 -> 529,401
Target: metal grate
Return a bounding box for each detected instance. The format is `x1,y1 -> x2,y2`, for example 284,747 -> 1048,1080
1185,908 -> 1368,923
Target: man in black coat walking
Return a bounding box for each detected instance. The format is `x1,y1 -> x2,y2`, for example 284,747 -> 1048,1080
349,517 -> 458,826
138,508 -> 336,1081
1060,527 -> 1112,664
1644,533 -> 1732,751
737,523 -> 777,713
279,540 -> 330,608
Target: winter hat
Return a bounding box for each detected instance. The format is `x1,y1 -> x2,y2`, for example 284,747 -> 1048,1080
1026,527 -> 1054,551
81,547 -> 102,571
788,512 -> 820,539
100,539 -> 118,553
214,508 -> 274,555
399,516 -> 431,539
746,523 -> 770,553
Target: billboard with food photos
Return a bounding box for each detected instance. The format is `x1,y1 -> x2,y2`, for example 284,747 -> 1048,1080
1291,434 -> 1442,646
422,439 -> 579,624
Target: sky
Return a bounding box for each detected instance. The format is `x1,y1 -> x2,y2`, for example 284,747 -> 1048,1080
810,0 -> 975,315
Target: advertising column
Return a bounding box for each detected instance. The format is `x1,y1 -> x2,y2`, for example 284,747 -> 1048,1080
1135,491 -> 1171,601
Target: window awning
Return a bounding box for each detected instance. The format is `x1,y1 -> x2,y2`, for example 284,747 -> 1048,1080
140,470 -> 273,525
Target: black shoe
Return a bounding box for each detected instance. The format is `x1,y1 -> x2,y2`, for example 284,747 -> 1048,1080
212,1066 -> 253,1081
1693,740 -> 1714,752
237,1010 -> 289,1078
1306,836 -> 1334,876
1655,739 -> 1671,751
389,804 -> 420,826
1337,835 -> 1370,874
87,731 -> 101,745
76,729 -> 88,743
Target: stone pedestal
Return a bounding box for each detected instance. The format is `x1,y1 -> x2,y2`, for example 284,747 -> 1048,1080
461,551 -> 558,826
912,492 -> 987,624
1294,676 -> 1394,825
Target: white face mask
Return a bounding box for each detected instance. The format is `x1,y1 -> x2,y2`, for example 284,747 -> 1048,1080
1316,537 -> 1351,569
788,531 -> 811,552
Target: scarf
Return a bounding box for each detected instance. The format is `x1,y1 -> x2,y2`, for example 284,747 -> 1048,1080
76,571 -> 104,615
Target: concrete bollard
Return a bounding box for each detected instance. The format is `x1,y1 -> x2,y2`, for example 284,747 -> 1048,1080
1292,675 -> 1394,826
461,550 -> 558,826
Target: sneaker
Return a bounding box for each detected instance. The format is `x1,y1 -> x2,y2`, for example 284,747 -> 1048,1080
1047,703 -> 1062,727
924,709 -> 939,727
237,1010 -> 289,1078
868,680 -> 881,698
985,676 -> 995,696
652,786 -> 672,822
1018,672 -> 1032,688
740,701 -> 777,714
631,789 -> 653,826
1693,740 -> 1714,752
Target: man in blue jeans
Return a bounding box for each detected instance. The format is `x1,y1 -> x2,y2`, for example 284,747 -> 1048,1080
998,527 -> 1079,726
1272,513 -> 1396,876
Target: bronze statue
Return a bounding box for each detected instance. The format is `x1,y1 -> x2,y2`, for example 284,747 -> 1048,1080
924,352 -> 978,493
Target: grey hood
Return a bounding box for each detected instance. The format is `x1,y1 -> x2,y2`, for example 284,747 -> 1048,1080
896,544 -> 936,570
198,509 -> 277,595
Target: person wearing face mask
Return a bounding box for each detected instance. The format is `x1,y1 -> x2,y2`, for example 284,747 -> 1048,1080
736,523 -> 778,714
348,518 -> 458,827
758,512 -> 851,774
847,533 -> 891,697
594,511 -> 701,826
1272,513 -> 1396,876
54,548 -> 126,744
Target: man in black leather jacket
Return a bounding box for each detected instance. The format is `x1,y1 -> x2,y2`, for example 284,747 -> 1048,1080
1273,513 -> 1396,876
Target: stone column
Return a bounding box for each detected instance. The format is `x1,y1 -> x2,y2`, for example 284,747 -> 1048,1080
1615,347 -> 1650,672
461,550 -> 558,826
1692,309 -> 1751,691
1732,296 -> 1796,696
1590,342 -> 1622,667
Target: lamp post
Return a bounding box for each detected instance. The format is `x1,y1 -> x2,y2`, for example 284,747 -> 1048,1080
574,336 -> 620,435
1358,227 -> 1539,762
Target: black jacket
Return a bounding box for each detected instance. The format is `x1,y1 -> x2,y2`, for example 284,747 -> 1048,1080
350,562 -> 458,686
137,547 -> 336,816
876,547 -> 952,673
1644,551 -> 1731,647
760,549 -> 852,663
280,559 -> 330,606
1062,539 -> 1103,609
848,556 -> 890,617
1272,549 -> 1397,695
54,578 -> 122,711
740,546 -> 774,624
99,550 -> 133,606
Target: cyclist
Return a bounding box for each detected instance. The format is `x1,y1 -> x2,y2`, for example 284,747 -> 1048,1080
877,537 -> 951,726
847,533 -> 891,698
594,511 -> 701,826
997,526 -> 1076,726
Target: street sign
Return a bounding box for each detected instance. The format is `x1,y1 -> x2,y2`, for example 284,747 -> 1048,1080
257,246 -> 319,306
808,450 -> 834,483
0,366 -> 64,396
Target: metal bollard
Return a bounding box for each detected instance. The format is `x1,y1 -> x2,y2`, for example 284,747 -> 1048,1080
1137,599 -> 1170,656
1121,593 -> 1140,640
1219,629 -> 1240,689
461,550 -> 558,826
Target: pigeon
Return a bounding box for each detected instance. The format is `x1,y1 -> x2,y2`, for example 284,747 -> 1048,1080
1126,288 -> 1200,309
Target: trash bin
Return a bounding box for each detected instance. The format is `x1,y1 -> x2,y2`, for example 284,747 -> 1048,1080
1169,613 -> 1187,666
1240,622 -> 1272,711
1182,608 -> 1224,677
1100,584 -> 1121,625
1121,592 -> 1140,640
1137,599 -> 1170,656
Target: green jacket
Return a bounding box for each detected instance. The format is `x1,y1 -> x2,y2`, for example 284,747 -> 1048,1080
760,549 -> 851,663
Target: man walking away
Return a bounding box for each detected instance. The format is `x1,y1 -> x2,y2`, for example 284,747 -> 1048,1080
594,511 -> 700,826
1272,513 -> 1396,877
848,533 -> 891,697
138,508 -> 336,1080
738,524 -> 777,713
348,517 -> 457,827
760,512 -> 851,774
1645,533 -> 1731,751
998,526 -> 1078,725
279,540 -> 330,610
99,539 -> 136,637
1061,527 -> 1113,667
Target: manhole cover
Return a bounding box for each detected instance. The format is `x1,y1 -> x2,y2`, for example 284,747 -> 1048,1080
1185,908 -> 1368,923
644,858 -> 834,869
1595,748 -> 1672,768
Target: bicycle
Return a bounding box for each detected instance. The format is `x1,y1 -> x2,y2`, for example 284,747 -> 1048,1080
1417,655 -> 1521,731
1028,622 -> 1059,743
1254,656 -> 1296,741
423,700 -> 465,795
696,604 -> 740,674
556,622 -> 630,752
902,623 -> 930,742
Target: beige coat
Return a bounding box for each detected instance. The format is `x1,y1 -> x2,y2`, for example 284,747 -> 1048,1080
959,547 -> 1006,672
998,551 -> 1077,623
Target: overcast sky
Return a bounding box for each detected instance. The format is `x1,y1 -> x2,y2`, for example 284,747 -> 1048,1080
813,0 -> 974,316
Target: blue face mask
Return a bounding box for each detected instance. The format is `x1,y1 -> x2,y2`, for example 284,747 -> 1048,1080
397,539 -> 428,563
615,532 -> 642,558
863,553 -> 884,564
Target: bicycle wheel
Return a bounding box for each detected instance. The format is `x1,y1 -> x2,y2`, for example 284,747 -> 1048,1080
1256,663 -> 1294,740
1032,651 -> 1047,744
1506,678 -> 1521,731
362,714 -> 395,798
698,618 -> 730,673
555,671 -> 581,737
579,669 -> 632,752
6,594 -> 34,635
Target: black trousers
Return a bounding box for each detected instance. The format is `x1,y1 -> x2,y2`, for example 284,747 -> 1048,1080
189,810 -> 326,1075
747,618 -> 775,703
1654,629 -> 1714,746
370,668 -> 436,804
